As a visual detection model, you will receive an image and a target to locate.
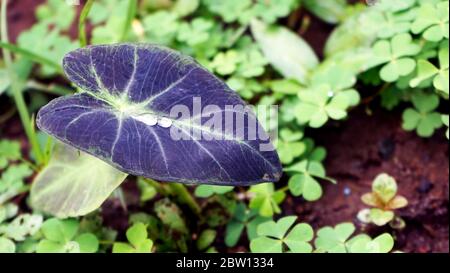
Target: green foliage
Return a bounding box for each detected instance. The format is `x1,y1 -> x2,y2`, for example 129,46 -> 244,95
442,115 -> 449,139
250,216 -> 314,253
36,218 -> 98,253
113,222 -> 153,253
285,160 -> 335,202
196,229 -> 216,251
225,203 -> 269,247
248,183 -> 285,217
0,140 -> 20,169
0,163 -> 32,205
411,1 -> 449,42
402,91 -> 443,137
194,185 -> 233,198
358,173 -> 408,227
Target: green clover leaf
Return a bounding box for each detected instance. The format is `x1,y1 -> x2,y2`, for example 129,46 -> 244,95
194,185 -> 234,198
113,222 -> 153,253
203,0 -> 252,23
225,203 -> 270,247
0,214 -> 42,241
35,0 -> 76,30
371,33 -> 421,82
295,85 -> 359,128
177,18 -> 214,46
0,140 -> 21,169
314,222 -> 356,253
196,229 -> 217,251
249,183 -> 286,217
275,129 -> 306,164
402,91 -> 443,137
227,77 -> 266,100
36,218 -> 99,253
210,50 -> 240,76
0,164 -> 32,205
410,42 -> 449,96
411,1 -> 449,42
142,11 -> 180,46
286,160 -> 335,201
348,233 -> 394,253
0,237 -> 15,253
250,216 -> 314,253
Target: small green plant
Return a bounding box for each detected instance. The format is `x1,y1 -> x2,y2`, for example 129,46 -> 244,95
250,218 -> 395,253
112,222 -> 153,253
358,173 -> 408,227
36,218 -> 99,253
250,216 -> 314,253
248,184 -> 286,217
225,203 -> 269,247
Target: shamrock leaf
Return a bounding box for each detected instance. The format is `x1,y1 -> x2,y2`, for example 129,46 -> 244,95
314,222 -> 356,253
295,85 -> 358,128
402,92 -> 443,137
210,50 -> 240,76
376,8 -> 415,39
249,184 -> 285,217
250,216 -> 313,253
0,140 -> 21,169
227,77 -> 266,100
410,43 -> 449,96
113,222 -> 153,253
35,0 -> 76,30
17,24 -> 78,76
411,1 -> 449,42
154,199 -> 188,234
225,203 -> 270,247
203,0 -> 252,23
0,237 -> 15,253
177,18 -> 214,46
275,129 -> 306,164
371,33 -> 421,82
196,229 -> 216,251
0,214 -> 43,241
442,115 -> 449,139
137,178 -> 157,202
250,0 -> 300,24
0,164 -> 32,205
234,40 -> 268,78
142,11 -> 180,45
348,233 -> 394,253
194,185 -> 234,198
36,218 -> 98,253
286,160 -> 335,201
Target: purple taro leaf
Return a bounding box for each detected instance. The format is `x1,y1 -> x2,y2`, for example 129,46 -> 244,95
37,43 -> 282,185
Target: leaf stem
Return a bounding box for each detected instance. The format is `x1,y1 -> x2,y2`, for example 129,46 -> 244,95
120,0 -> 137,42
78,0 -> 95,47
142,178 -> 201,216
0,42 -> 62,73
1,0 -> 44,165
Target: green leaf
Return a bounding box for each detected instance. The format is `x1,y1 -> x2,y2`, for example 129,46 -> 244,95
31,143 -> 128,218
249,183 -> 285,217
0,140 -> 21,169
195,185 -> 234,198
197,229 -> 217,251
369,208 -> 395,226
402,92 -> 443,137
411,1 -> 449,42
284,223 -> 314,253
251,216 -> 313,253
35,0 -> 76,30
0,237 -> 15,253
41,218 -> 78,243
0,214 -> 43,241
113,222 -> 153,253
442,115 -> 449,139
303,0 -> 347,24
314,222 -> 355,253
74,233 -> 99,253
251,19 -> 319,84
154,199 -> 188,233
372,173 -> 397,203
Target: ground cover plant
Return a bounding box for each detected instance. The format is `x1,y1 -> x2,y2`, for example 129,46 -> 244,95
0,0 -> 448,253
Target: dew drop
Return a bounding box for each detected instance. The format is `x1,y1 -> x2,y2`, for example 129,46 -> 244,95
327,90 -> 334,97
158,117 -> 172,128
135,114 -> 157,126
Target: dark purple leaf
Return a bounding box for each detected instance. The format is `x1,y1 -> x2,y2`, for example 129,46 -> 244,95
37,44 -> 282,185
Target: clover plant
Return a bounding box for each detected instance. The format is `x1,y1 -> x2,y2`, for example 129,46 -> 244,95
113,222 -> 153,253
358,173 -> 408,227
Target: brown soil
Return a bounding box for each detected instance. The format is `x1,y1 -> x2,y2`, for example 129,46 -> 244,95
288,106 -> 449,253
